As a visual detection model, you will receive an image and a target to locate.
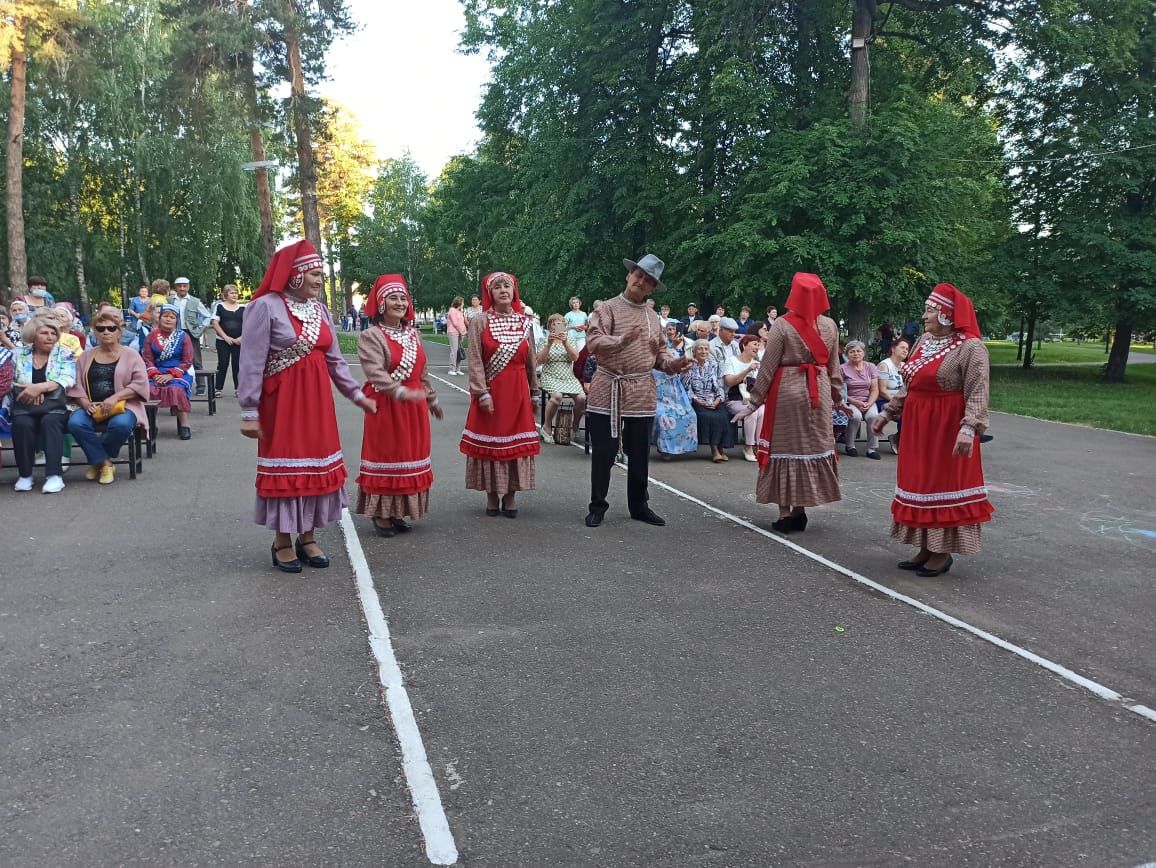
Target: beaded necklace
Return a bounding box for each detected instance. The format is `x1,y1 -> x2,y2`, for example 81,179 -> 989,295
380,323 -> 419,383
265,296 -> 322,376
900,332 -> 964,382
484,310 -> 531,383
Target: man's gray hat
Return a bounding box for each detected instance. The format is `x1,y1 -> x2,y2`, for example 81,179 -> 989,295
623,253 -> 666,292
719,316 -> 739,331
174,277 -> 190,285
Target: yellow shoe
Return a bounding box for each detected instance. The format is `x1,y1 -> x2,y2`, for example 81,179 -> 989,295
99,464 -> 115,485
85,465 -> 101,481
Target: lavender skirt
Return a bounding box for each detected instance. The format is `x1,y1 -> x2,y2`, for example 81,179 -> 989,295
254,489 -> 349,534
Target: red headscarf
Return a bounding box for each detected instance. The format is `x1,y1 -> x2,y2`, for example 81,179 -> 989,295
781,272 -> 832,365
927,283 -> 981,340
481,271 -> 524,313
364,273 -> 414,322
252,239 -> 325,301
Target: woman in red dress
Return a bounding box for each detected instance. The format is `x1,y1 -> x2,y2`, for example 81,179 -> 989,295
238,239 -> 378,573
873,283 -> 994,576
459,272 -> 540,517
355,274 -> 443,537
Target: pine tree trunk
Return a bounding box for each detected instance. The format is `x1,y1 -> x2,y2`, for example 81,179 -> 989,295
69,178 -> 90,316
847,297 -> 869,344
1104,317 -> 1132,383
6,20 -> 29,298
241,50 -> 276,264
285,15 -> 326,307
849,0 -> 872,132
134,177 -> 150,286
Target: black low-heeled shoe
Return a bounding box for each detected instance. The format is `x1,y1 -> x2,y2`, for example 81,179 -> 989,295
295,539 -> 330,569
915,555 -> 953,577
271,544 -> 302,573
501,509 -> 518,519
771,517 -> 794,533
485,507 -> 501,517
791,511 -> 808,532
373,520 -> 397,538
898,559 -> 927,570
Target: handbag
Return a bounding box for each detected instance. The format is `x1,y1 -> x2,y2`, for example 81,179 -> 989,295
91,399 -> 127,422
456,344 -> 466,364
10,384 -> 68,416
554,402 -> 573,446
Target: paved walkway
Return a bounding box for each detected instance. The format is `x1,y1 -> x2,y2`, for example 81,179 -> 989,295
2,340 -> 1153,866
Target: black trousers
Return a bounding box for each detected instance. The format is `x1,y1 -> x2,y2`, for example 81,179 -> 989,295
12,412 -> 67,477
588,412 -> 653,516
215,339 -> 241,390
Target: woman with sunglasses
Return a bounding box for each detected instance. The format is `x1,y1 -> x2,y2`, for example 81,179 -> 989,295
66,308 -> 150,484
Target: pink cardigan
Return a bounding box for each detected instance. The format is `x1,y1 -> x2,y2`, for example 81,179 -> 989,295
66,347 -> 151,430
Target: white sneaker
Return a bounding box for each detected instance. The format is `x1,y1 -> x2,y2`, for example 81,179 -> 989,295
42,475 -> 65,494
14,476 -> 34,492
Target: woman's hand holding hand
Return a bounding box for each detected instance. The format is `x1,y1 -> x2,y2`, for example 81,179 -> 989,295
430,402 -> 444,421
357,395 -> 378,414
155,373 -> 172,385
240,419 -> 262,439
478,394 -> 494,414
870,416 -> 888,436
953,429 -> 974,457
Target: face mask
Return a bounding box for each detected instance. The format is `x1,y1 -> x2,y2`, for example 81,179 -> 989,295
13,312 -> 29,323
30,288 -> 47,297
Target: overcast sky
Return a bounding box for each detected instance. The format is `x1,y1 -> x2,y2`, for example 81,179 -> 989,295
317,0 -> 492,180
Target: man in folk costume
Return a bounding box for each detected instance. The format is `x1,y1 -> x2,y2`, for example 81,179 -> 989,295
873,282 -> 994,577
459,272 -> 540,517
355,274 -> 443,537
238,239 -> 377,573
584,254 -> 693,528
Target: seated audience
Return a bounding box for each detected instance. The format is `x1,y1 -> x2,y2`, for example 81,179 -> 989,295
723,334 -> 764,462
681,338 -> 734,462
10,315 -> 76,492
67,308 -> 150,484
876,337 -> 909,452
536,313 -> 586,444
142,303 -> 195,440
841,339 -> 880,458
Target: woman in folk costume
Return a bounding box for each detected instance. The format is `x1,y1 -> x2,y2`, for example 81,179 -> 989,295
735,272 -> 842,533
872,283 -> 993,577
355,274 -> 443,537
142,303 -> 196,440
238,239 -> 377,573
459,271 -> 540,518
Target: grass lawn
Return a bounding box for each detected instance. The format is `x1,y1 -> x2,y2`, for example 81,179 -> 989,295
338,326 -> 447,356
983,340 -> 1156,365
989,363 -> 1156,436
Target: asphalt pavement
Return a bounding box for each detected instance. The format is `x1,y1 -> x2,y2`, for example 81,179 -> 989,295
1,340 -> 1153,867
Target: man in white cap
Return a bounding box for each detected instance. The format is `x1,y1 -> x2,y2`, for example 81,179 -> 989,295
584,253 -> 692,528
173,277 -> 211,393
710,316 -> 741,364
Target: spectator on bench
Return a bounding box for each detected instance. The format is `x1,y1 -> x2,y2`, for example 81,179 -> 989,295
840,339 -> 881,459
142,304 -> 195,440
67,308 -> 150,485
11,315 -> 76,493
681,338 -> 734,463
724,334 -> 764,462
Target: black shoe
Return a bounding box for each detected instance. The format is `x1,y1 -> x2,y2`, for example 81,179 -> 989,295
898,558 -> 929,570
295,539 -> 330,569
195,386 -> 206,396
178,426 -> 192,440
979,433 -> 994,443
866,451 -> 880,460
771,518 -> 793,533
501,509 -> 518,519
584,511 -> 603,528
915,555 -> 953,577
844,446 -> 859,457
630,509 -> 666,526
271,544 -> 302,573
791,511 -> 808,532
485,508 -> 501,517
391,518 -> 411,533
373,520 -> 397,537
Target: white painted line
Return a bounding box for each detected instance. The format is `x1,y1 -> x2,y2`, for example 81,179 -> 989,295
564,441 -> 1154,723
435,353 -> 1153,723
339,508 -> 459,866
